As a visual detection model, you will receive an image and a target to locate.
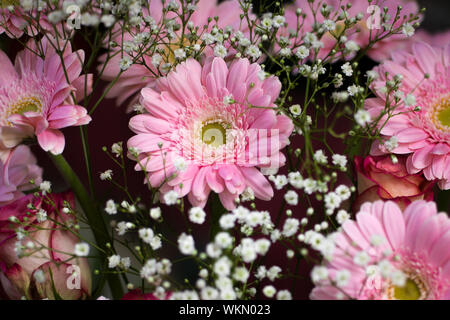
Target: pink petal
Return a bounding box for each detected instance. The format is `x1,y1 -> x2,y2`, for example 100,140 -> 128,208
37,129 -> 65,155
381,201 -> 405,250
239,167 -> 273,201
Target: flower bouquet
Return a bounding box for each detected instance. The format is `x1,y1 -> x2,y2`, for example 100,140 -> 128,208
0,0 -> 448,301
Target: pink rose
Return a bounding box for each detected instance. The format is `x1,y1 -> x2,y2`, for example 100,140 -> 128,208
354,156 -> 434,211
0,192 -> 91,300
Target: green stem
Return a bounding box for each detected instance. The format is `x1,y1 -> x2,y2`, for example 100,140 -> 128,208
50,154 -> 123,299
209,193 -> 227,239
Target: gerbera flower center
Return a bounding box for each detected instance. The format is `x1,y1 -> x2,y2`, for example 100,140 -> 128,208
201,121 -> 228,148
9,96 -> 42,115
386,273 -> 428,300
432,96 -> 450,130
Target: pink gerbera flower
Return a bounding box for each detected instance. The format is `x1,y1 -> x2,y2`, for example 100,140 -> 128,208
127,57 -> 293,210
366,42 -> 450,189
0,1 -> 55,38
100,0 -> 253,110
311,200 -> 450,300
282,0 -> 420,61
0,37 -> 92,155
0,145 -> 42,207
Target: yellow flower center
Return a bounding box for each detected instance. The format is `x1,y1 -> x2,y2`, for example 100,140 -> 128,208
386,274 -> 428,300
201,121 -> 227,148
10,97 -> 42,115
431,95 -> 450,132
4,96 -> 43,126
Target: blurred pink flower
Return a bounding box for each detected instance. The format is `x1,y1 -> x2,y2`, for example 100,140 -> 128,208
282,0 -> 420,61
100,0 -> 253,110
354,155 -> 434,211
0,3 -> 57,38
367,42 -> 450,189
0,37 -> 92,155
128,57 -> 293,210
311,200 -> 450,300
0,192 -> 91,300
0,145 -> 42,207
372,29 -> 450,59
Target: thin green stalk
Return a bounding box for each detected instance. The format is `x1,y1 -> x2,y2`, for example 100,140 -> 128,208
50,154 -> 123,299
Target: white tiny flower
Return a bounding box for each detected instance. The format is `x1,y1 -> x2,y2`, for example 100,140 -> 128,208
173,157 -> 187,172
354,251 -> 371,266
391,270 -> 407,287
332,154 -> 347,168
223,94 -> 234,106
151,54 -> 163,67
119,56 -> 132,71
322,19 -> 336,31
101,14 -> 115,28
272,15 -> 285,28
233,267 -> 249,283
324,192 -> 342,210
384,136 -> 399,152
370,234 -> 386,247
273,175 -> 288,190
335,185 -> 351,201
121,257 -> 131,270
34,269 -> 46,283
295,46 -> 310,60
214,257 -> 231,277
100,169 -> 113,180
39,181 -> 51,195
282,218 -> 300,237
139,228 -> 155,244
366,70 -> 378,81
402,23 -> 415,37
314,149 -> 328,164
348,85 -> 362,97
254,238 -> 271,255
335,269 -> 351,287
206,243 -> 222,258
108,255 -> 121,268
163,190 -> 179,205
150,207 -> 162,220
404,94 -> 416,107
354,109 -> 371,126
284,190 -> 298,206
336,210 -> 350,224
36,209 -> 47,223
105,199 -> 117,215
116,221 -> 129,236
201,287 -> 219,300
213,44 -> 227,58
267,266 -> 282,281
150,236 -> 162,250
174,48 -> 186,60
245,45 -> 262,60
188,207 -> 206,224
74,242 -> 90,257
215,232 -> 233,248
341,62 -> 353,77
311,266 -> 329,284
279,47 -> 292,57
345,40 -> 360,52
262,285 -> 276,298
276,290 -> 292,300
219,214 -> 236,229
289,104 -> 302,116
178,233 -> 195,255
